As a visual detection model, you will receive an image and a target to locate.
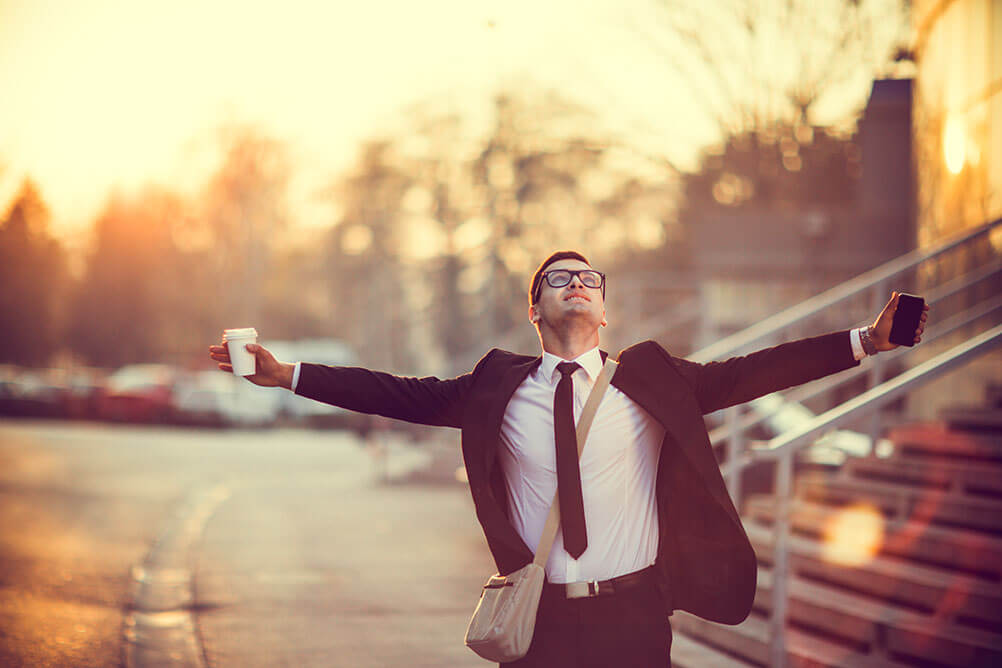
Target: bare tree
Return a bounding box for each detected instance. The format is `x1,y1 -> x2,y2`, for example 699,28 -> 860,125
638,0 -> 910,136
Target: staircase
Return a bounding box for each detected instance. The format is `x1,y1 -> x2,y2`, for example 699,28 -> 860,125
672,395 -> 1002,667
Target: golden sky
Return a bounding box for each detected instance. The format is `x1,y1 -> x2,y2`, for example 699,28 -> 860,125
0,0 -> 898,246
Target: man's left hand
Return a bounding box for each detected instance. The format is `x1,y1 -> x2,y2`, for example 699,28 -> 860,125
870,292 -> 930,351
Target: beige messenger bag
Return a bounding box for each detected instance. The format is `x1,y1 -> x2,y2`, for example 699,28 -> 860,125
464,358 -> 618,663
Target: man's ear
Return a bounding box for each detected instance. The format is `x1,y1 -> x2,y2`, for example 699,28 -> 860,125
528,305 -> 540,323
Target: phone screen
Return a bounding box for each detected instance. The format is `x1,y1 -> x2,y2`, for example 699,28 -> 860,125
889,293 -> 924,347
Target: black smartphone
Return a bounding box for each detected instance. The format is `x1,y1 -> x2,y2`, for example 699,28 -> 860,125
889,293 -> 924,346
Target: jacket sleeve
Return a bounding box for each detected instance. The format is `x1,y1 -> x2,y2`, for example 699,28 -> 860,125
663,331 -> 860,415
294,352 -> 494,428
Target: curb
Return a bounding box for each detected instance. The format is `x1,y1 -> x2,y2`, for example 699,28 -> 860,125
123,483 -> 231,668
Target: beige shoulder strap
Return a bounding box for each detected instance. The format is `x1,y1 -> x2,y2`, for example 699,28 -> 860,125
533,358 -> 618,566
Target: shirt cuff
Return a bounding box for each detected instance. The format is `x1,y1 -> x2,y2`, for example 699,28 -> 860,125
849,328 -> 866,361
291,362 -> 302,392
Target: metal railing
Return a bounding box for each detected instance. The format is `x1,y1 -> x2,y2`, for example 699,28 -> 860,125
691,218 -> 1002,363
702,218 -> 1002,506
681,217 -> 1002,666
761,323 -> 1002,666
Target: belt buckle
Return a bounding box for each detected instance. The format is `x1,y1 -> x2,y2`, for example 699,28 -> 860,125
565,579 -> 601,599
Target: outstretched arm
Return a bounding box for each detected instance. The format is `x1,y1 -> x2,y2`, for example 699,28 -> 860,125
668,292 -> 929,414
295,362 -> 475,428
209,338 -> 480,428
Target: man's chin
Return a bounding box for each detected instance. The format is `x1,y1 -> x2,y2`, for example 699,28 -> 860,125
557,309 -> 601,326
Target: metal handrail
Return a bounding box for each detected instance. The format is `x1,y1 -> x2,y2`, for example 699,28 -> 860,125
716,292 -> 1002,478
760,323 -> 1002,667
709,275 -> 1002,450
685,218 -> 1001,666
705,220 -> 1001,502
758,324 -> 1002,460
691,217 -> 1001,363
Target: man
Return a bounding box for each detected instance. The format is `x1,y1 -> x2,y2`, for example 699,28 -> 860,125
209,250 -> 928,667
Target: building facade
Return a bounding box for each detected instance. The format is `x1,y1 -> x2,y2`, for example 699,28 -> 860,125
911,0 -> 1001,413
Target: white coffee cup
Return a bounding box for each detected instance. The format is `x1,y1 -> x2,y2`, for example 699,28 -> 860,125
222,327 -> 258,376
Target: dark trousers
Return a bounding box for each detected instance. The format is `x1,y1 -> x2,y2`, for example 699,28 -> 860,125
502,573 -> 672,668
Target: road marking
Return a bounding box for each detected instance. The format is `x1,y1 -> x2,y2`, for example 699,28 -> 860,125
123,482 -> 231,668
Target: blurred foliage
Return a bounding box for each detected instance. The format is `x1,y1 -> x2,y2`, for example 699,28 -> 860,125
68,187 -> 188,366
64,125 -> 303,367
0,85 -> 878,372
317,92 -> 680,370
0,180 -> 67,365
679,122 -> 860,218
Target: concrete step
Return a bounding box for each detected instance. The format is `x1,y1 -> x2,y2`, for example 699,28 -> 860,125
941,406 -> 1002,432
887,422 -> 1002,461
796,473 -> 1002,535
755,568 -> 1002,666
672,611 -> 912,668
744,497 -> 1002,579
744,520 -> 1002,629
844,455 -> 1002,499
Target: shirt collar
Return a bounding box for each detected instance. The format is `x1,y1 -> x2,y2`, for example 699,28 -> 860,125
539,347 -> 603,385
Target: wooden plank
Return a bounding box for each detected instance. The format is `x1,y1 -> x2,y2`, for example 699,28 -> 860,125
845,455 -> 1002,497
796,474 -> 1002,533
745,497 -> 1002,578
745,520 -> 1002,627
887,422 -> 1002,460
672,612 -> 913,668
755,569 -> 1002,667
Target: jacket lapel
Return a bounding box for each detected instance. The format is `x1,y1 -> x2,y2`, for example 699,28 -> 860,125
611,350 -> 740,525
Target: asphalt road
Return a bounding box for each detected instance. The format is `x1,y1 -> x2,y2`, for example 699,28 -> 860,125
0,419 -> 495,667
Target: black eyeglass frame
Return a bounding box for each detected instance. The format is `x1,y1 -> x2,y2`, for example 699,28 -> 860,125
533,269 -> 606,302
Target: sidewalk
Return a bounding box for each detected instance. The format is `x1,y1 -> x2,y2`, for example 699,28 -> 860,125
192,437 -> 495,667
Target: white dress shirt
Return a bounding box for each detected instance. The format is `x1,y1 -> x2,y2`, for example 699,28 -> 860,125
498,347 -> 665,584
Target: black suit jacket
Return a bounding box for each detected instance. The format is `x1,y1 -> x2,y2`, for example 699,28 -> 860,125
296,331 -> 859,624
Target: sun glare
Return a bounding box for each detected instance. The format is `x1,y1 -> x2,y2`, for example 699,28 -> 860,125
820,502 -> 885,567
943,117 -> 966,175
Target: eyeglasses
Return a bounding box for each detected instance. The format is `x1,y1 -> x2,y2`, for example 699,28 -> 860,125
535,269 -> 606,301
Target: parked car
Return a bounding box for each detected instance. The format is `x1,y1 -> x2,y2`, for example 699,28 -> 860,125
96,364 -> 175,423
0,365 -> 66,418
171,369 -> 279,428
267,339 -> 358,427
57,367 -> 108,420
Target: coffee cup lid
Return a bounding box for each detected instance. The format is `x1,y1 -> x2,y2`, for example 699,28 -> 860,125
223,327 -> 258,340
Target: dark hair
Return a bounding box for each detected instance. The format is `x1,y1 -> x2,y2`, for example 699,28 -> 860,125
529,250 -> 591,305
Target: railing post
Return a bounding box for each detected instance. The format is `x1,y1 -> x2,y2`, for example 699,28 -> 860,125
725,405 -> 743,507
770,450 -> 793,668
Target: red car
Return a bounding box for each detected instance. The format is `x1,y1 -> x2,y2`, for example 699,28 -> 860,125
96,364 -> 175,423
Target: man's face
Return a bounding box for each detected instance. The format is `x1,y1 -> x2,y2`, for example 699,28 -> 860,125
531,258 -> 606,330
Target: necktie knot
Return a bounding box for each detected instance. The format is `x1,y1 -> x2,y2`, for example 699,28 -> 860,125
557,361 -> 580,379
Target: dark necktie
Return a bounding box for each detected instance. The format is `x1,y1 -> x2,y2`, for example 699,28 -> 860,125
554,361 -> 587,558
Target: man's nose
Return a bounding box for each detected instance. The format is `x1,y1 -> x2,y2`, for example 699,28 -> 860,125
568,275 -> 586,289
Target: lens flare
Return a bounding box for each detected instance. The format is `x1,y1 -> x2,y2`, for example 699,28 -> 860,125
943,117 -> 966,175
820,502 -> 885,567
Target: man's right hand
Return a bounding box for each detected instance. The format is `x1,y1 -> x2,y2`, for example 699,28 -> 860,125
208,341 -> 295,389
